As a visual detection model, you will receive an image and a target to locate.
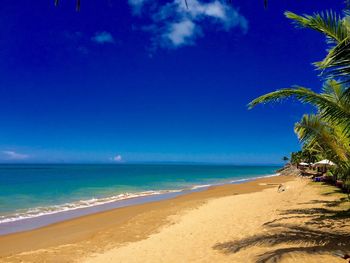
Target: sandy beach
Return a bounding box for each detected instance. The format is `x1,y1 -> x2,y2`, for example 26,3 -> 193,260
0,175 -> 349,263
2,1 -> 349,263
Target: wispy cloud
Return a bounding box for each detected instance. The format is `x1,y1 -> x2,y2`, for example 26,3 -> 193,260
2,151 -> 29,160
129,0 -> 248,49
91,31 -> 115,44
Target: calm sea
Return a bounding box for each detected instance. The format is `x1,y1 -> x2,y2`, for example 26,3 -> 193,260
0,164 -> 279,226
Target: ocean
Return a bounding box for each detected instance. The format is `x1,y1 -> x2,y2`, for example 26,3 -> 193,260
0,164 -> 279,234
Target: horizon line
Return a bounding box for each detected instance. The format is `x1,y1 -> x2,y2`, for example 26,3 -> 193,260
0,161 -> 283,166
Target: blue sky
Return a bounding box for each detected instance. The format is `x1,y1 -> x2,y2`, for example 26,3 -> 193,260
0,0 -> 344,164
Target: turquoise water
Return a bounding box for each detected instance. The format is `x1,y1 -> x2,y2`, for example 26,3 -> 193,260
0,164 -> 279,223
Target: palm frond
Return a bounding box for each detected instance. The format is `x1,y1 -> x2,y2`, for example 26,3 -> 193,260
248,82 -> 350,136
294,114 -> 328,146
248,86 -> 343,114
285,10 -> 350,83
295,114 -> 349,162
285,10 -> 348,44
317,37 -> 350,80
321,79 -> 343,100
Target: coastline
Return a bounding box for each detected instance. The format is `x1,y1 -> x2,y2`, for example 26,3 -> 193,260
1,174 -> 348,263
0,175 -> 291,261
0,172 -> 279,235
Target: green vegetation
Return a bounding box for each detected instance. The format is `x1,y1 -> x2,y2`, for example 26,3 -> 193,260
249,10 -> 350,194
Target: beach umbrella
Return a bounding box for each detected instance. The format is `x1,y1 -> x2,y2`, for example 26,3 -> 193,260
313,159 -> 336,167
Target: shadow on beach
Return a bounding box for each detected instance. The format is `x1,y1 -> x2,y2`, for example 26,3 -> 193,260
213,223 -> 349,263
213,186 -> 350,263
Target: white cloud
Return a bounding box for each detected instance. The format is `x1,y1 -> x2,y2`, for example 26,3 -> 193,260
2,151 -> 29,160
129,0 -> 248,49
182,0 -> 228,22
91,31 -> 115,44
165,19 -> 198,46
112,154 -> 122,162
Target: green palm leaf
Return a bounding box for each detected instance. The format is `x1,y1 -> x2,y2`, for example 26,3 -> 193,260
285,10 -> 350,84
317,37 -> 350,79
248,81 -> 350,135
285,10 -> 348,44
294,114 -> 349,162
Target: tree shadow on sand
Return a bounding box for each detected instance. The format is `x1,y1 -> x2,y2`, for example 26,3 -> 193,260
213,183 -> 350,262
213,223 -> 350,263
262,196 -> 350,230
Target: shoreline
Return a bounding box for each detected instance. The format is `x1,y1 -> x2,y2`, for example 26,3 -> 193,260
0,175 -> 292,261
2,173 -> 347,263
0,173 -> 279,235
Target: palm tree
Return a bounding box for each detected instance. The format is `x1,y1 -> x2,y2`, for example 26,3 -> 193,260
249,80 -> 350,181
249,9 -> 350,189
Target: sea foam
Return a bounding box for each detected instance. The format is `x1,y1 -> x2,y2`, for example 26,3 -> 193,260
0,189 -> 181,224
